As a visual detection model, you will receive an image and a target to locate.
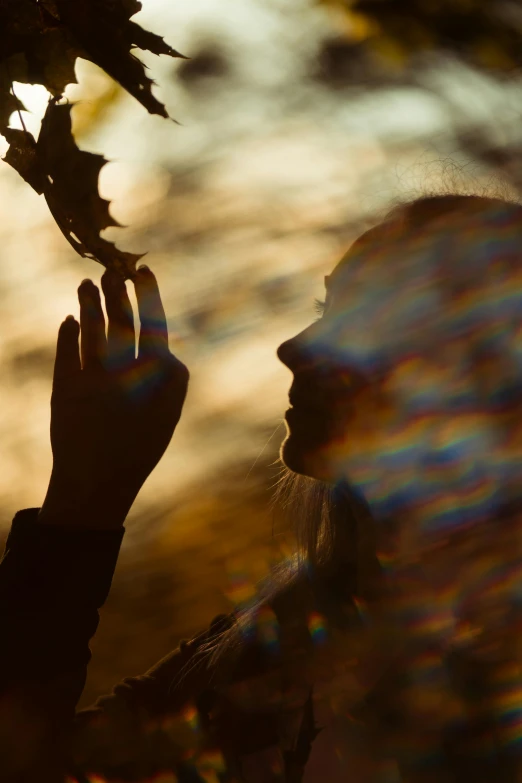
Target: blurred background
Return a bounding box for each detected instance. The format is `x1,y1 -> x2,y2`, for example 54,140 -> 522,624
1,0 -> 522,704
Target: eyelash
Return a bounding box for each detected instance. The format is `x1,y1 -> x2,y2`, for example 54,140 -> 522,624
313,298 -> 326,318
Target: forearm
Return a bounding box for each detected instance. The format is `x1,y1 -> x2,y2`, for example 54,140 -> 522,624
39,471 -> 135,530
0,508 -> 124,780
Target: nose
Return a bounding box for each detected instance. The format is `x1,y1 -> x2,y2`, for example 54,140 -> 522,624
277,336 -> 297,371
277,326 -> 316,372
278,322 -> 385,387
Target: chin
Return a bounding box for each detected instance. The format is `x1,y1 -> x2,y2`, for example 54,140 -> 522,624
280,429 -> 336,482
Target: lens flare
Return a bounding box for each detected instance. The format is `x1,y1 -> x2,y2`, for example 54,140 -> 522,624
307,610 -> 328,645
256,605 -> 280,654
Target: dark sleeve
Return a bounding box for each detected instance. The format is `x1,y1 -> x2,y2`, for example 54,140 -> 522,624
0,508 -> 124,783
69,614 -> 233,781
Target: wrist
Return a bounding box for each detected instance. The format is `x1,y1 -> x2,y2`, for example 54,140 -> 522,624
39,474 -> 137,529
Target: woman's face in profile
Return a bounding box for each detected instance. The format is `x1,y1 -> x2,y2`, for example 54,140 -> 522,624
278,204 -> 522,528
277,224 -> 403,488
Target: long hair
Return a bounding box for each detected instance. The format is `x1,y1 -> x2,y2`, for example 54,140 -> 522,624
271,471 -> 382,600
203,476 -> 379,679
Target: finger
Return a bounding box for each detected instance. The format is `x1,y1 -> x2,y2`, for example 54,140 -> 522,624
78,279 -> 107,371
53,315 -> 81,388
101,270 -> 135,370
133,266 -> 169,358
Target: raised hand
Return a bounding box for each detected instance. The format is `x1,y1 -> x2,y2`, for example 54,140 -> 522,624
39,266 -> 189,529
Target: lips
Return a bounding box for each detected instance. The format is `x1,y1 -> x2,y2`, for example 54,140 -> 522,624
288,392 -> 325,411
288,377 -> 346,408
287,385 -> 337,423
289,395 -> 317,407
288,366 -> 369,410
287,382 -> 360,423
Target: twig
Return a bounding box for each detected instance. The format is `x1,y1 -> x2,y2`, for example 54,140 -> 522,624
4,61 -> 27,134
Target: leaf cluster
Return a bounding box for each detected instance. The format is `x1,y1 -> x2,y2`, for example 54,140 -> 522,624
0,0 -> 184,276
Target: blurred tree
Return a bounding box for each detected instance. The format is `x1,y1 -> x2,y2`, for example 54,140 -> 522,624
315,0 -> 522,193
177,43 -> 230,87
318,0 -> 522,75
